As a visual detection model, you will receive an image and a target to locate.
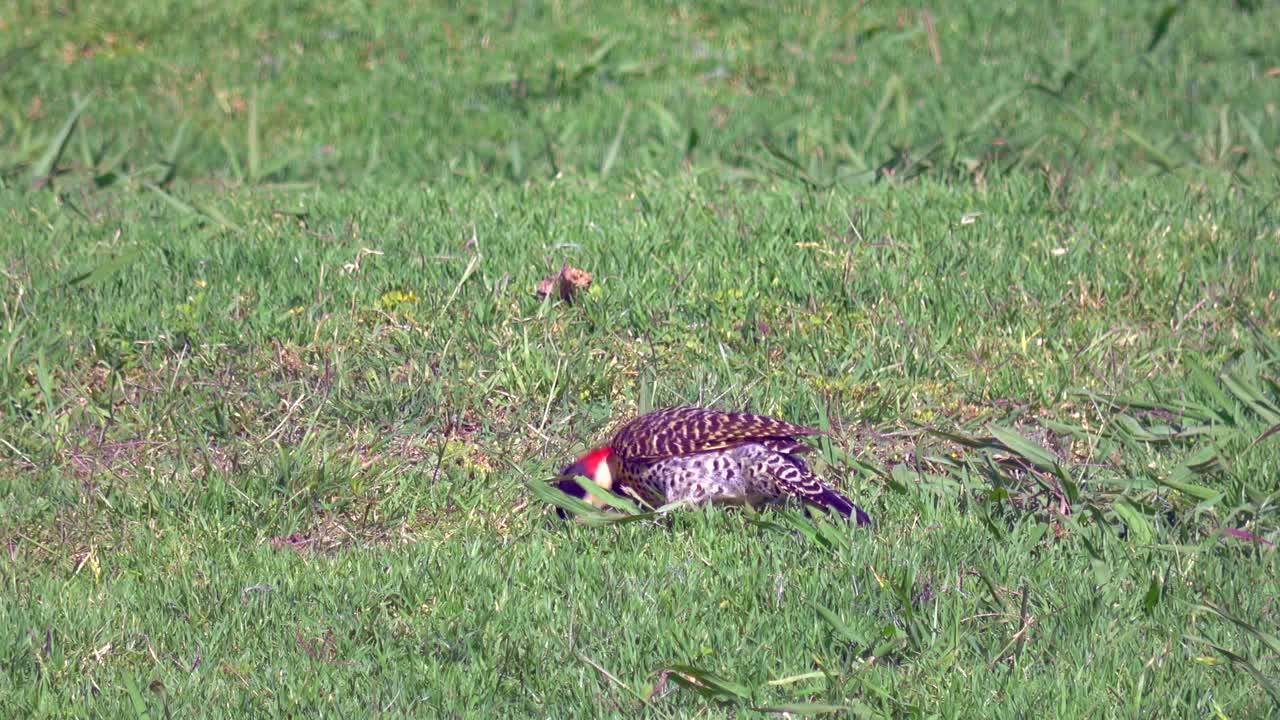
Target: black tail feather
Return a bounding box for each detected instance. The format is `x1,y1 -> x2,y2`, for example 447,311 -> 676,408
812,486 -> 872,527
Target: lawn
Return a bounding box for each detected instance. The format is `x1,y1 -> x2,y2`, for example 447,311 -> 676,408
2,1 -> 1279,717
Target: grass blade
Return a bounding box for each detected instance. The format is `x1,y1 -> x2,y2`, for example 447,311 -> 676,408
527,478 -> 601,517
599,103 -> 631,179
812,603 -> 867,644
159,120 -> 189,186
1112,499 -> 1153,544
1121,126 -> 1178,172
574,476 -> 644,515
124,676 -> 153,720
965,88 -> 1022,136
1220,371 -> 1280,425
767,671 -> 826,686
30,93 -> 91,188
1155,474 -> 1219,502
66,246 -> 143,287
248,86 -> 261,183
144,183 -> 242,232
988,426 -> 1064,476
1201,602 -> 1280,656
1186,636 -> 1280,705
1145,2 -> 1184,54
528,478 -> 661,526
756,702 -> 847,715
1247,422 -> 1280,450
666,664 -> 753,703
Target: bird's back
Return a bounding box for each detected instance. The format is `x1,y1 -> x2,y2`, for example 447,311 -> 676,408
609,406 -> 822,463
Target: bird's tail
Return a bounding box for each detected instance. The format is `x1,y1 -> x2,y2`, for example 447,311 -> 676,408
770,453 -> 871,526
809,484 -> 872,527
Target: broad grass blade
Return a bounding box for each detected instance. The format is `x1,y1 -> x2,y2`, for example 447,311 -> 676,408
30,94 -> 91,188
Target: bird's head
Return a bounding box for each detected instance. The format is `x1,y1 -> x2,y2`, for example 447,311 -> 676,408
556,446 -> 618,509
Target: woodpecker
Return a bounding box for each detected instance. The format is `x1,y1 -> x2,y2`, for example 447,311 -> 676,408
556,406 -> 871,526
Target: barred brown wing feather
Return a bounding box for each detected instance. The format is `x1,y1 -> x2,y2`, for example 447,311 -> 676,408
758,437 -> 815,455
609,406 -> 823,462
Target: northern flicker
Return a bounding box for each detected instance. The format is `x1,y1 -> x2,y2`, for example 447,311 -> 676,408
555,406 -> 871,526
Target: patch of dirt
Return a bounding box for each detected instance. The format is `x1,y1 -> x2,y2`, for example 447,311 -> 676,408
834,396 -> 1140,530
294,628 -> 357,666
267,509 -> 419,555
3,506 -> 125,569
64,437 -> 165,479
844,425 -> 923,467
271,339 -> 319,380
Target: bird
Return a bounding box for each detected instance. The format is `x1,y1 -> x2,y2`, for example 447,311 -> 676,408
554,406 -> 871,526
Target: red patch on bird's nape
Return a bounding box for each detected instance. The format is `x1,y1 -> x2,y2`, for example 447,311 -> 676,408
580,446 -> 613,475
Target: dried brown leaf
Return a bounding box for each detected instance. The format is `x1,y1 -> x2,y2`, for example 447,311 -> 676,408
536,264 -> 593,302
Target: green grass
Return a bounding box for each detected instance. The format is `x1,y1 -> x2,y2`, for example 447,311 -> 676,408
2,1 -> 1280,717
5,0 -> 1279,186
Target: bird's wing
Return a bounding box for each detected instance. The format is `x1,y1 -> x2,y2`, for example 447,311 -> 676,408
609,406 -> 823,462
